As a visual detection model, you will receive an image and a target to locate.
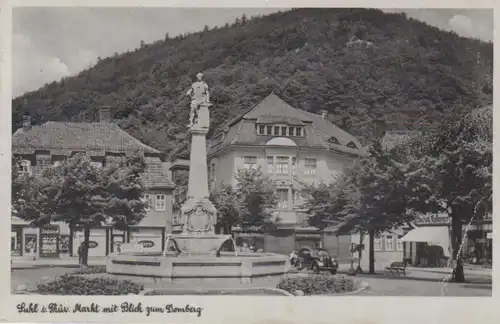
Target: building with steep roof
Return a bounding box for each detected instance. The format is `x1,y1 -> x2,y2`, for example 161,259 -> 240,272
206,93 -> 367,257
11,108 -> 175,259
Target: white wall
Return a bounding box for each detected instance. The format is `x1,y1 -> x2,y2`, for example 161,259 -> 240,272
351,232 -> 405,269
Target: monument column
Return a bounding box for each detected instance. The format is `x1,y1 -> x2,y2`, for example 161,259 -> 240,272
187,126 -> 210,199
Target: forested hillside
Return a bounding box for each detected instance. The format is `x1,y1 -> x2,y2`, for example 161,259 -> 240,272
12,8 -> 493,159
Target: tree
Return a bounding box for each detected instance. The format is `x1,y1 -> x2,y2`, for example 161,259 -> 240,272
302,142 -> 412,274
404,109 -> 492,282
172,171 -> 188,217
341,142 -> 412,273
12,161 -> 60,223
210,183 -> 239,234
234,168 -> 278,231
12,156 -> 25,215
14,153 -> 148,265
300,171 -> 354,230
12,9 -> 492,161
210,168 -> 278,233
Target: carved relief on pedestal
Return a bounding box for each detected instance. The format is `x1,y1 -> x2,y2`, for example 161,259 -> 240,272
180,198 -> 217,234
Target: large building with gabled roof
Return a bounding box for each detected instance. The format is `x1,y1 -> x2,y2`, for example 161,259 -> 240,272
207,93 -> 367,256
11,108 -> 175,259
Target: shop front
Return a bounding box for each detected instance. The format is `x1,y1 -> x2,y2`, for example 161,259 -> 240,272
39,226 -> 60,258
11,218 -> 69,259
400,214 -> 452,267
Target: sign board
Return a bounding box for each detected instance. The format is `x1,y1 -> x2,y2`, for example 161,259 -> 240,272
415,214 -> 451,225
138,240 -> 155,248
487,232 -> 493,239
87,241 -> 99,249
120,243 -> 144,253
41,226 -> 59,234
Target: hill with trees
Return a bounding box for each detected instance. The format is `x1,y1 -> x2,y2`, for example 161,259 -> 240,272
12,8 -> 493,160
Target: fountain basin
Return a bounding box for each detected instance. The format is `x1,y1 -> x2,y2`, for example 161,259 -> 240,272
106,251 -> 288,286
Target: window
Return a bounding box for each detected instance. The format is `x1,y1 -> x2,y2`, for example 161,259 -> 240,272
276,156 -> 289,175
328,136 -> 340,145
258,125 -> 265,135
277,189 -> 288,209
397,236 -> 404,251
36,156 -> 51,168
19,160 -> 31,175
346,141 -> 358,149
304,158 -> 316,176
293,190 -> 301,208
385,235 -> 394,251
374,237 -> 382,251
274,126 -> 280,135
154,194 -> 166,212
289,127 -> 295,136
244,156 -> 257,170
291,157 -> 297,176
267,156 -> 274,174
296,127 -> 302,137
267,126 -> 272,135
143,194 -> 152,211
281,126 -> 288,136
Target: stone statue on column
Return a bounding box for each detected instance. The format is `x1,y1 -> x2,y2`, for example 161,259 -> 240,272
169,72 -> 229,255
186,72 -> 211,129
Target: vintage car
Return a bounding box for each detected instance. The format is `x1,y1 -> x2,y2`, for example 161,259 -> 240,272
295,247 -> 339,274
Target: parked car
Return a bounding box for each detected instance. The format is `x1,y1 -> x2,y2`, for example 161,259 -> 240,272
295,247 -> 339,274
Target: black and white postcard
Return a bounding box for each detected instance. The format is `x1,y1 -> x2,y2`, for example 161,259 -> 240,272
0,1 -> 497,323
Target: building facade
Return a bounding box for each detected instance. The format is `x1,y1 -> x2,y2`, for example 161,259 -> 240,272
11,108 -> 175,259
206,93 -> 367,259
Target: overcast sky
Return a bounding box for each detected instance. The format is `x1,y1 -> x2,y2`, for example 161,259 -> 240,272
12,8 -> 493,97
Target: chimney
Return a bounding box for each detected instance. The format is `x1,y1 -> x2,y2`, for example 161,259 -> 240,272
99,106 -> 111,122
320,110 -> 328,119
22,115 -> 31,130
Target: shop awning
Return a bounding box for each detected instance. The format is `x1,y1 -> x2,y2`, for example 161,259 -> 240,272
401,226 -> 451,257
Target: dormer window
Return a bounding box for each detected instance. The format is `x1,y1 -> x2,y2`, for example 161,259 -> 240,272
346,141 -> 358,149
328,136 -> 340,145
256,123 -> 304,137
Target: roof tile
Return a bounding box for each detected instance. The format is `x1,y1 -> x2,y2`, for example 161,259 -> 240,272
13,121 -> 174,189
13,122 -> 160,155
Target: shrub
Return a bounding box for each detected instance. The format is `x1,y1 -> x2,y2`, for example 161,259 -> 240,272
73,265 -> 107,275
277,275 -> 357,295
36,275 -> 143,295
